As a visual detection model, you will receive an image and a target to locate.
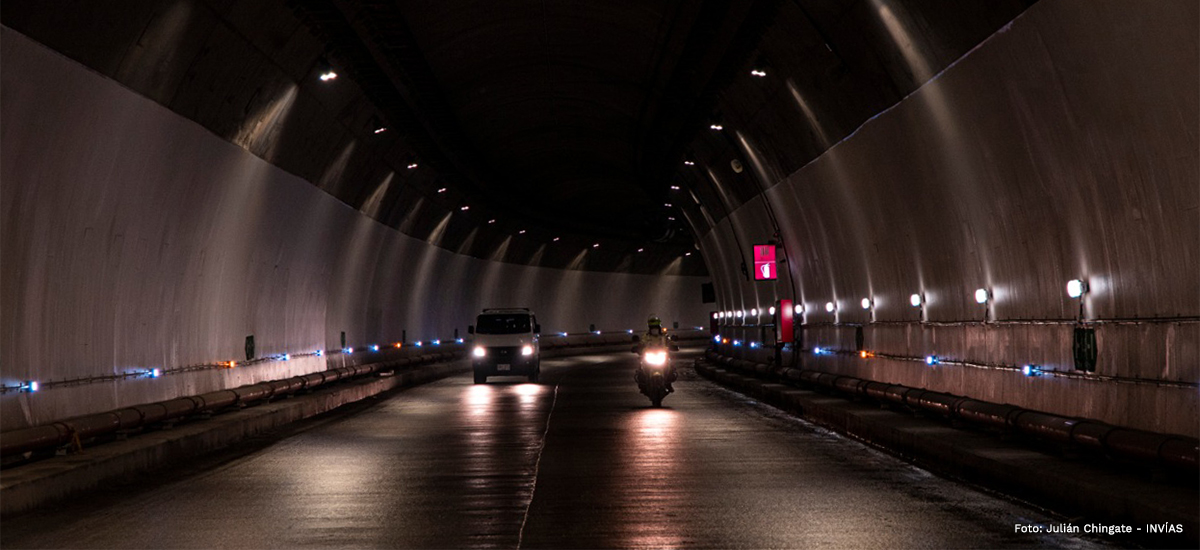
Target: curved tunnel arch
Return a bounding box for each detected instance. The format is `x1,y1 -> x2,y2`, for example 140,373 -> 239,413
0,0 -> 1196,440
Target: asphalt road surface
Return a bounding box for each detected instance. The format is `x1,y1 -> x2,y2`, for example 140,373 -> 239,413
3,349 -> 1116,549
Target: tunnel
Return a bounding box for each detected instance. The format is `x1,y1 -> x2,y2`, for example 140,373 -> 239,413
1,0 -> 1197,548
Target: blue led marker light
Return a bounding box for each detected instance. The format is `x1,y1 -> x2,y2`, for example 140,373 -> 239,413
925,355 -> 939,365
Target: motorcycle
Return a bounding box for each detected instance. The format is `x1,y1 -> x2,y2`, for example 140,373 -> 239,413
632,336 -> 679,407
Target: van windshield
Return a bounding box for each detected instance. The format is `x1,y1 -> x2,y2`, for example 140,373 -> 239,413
476,314 -> 532,335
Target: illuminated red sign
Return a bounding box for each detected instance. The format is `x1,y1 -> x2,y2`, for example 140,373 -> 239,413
753,245 -> 776,280
778,299 -> 794,343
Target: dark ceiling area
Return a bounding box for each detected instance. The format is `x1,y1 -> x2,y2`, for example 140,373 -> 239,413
290,0 -> 780,241
1,0 -> 1036,276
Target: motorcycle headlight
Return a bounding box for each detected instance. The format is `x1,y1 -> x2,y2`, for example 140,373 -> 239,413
645,351 -> 667,366
521,345 -> 534,356
473,346 -> 486,358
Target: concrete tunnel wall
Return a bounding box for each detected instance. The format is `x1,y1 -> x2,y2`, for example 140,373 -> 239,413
700,0 -> 1198,437
0,27 -> 710,432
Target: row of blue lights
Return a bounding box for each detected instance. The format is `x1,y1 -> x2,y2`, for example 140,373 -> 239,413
17,328 -> 686,394
712,336 -> 1047,378
15,337 -> 473,394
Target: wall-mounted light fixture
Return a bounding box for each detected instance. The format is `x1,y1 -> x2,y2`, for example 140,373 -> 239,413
1066,279 -> 1088,298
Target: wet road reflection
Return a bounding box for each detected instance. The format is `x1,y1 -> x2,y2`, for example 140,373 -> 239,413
618,409 -> 685,549
3,352 -> 1117,549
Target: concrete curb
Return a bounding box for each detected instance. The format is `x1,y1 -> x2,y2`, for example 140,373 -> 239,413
694,361 -> 1199,547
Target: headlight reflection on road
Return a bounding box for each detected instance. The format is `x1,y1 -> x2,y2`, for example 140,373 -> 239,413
618,408 -> 685,549
637,408 -> 676,438
514,383 -> 544,406
465,384 -> 494,416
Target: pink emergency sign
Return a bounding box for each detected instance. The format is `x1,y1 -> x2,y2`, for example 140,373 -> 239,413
753,245 -> 776,280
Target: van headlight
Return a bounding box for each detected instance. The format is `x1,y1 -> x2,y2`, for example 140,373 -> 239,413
521,345 -> 534,356
473,346 -> 486,358
644,351 -> 667,366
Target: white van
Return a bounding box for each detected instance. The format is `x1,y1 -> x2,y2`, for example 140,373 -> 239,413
468,308 -> 540,384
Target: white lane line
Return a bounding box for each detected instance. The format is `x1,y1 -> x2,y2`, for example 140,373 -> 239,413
516,377 -> 561,549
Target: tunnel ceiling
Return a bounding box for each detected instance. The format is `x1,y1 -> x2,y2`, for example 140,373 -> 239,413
1,0 -> 1037,276
290,0 -> 780,241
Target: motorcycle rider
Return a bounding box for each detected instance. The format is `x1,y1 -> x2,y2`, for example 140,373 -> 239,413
636,315 -> 677,393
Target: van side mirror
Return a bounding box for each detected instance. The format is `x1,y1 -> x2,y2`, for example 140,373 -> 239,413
467,325 -> 474,335
631,334 -> 640,343
534,324 -> 541,334
669,334 -> 677,341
